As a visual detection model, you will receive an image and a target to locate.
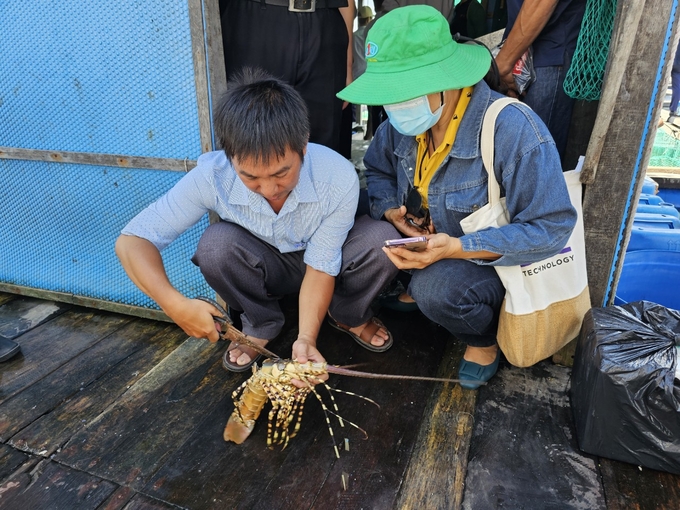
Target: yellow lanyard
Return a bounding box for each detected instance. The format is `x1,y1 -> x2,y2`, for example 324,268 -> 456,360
414,87 -> 473,208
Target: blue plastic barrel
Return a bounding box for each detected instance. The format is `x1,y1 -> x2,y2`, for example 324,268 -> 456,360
636,203 -> 680,218
633,213 -> 680,229
638,193 -> 665,205
614,250 -> 680,310
628,227 -> 680,252
657,188 -> 680,211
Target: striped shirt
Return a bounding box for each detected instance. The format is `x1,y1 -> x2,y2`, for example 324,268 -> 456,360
121,143 -> 359,276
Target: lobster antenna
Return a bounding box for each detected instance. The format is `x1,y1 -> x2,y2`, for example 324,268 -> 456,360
327,365 -> 484,385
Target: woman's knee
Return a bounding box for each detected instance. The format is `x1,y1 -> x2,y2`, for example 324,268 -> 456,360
409,263 -> 504,319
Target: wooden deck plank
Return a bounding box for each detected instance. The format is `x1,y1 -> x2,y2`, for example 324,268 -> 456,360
0,293 -> 15,307
5,322 -> 186,454
396,339 -> 474,510
0,460 -> 117,510
123,493 -> 180,510
600,458 -> 680,510
0,309 -> 132,406
0,444 -> 29,483
54,336 -> 237,490
0,297 -> 69,340
143,389 -> 292,509
462,362 -> 605,509
97,485 -> 136,510
6,295 -> 678,509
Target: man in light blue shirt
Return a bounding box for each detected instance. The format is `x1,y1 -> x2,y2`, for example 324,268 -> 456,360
116,69 -> 399,372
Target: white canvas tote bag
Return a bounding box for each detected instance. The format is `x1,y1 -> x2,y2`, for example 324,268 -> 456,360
460,98 -> 591,367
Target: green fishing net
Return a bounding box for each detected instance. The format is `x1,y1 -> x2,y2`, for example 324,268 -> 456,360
563,0 -> 618,100
649,129 -> 680,168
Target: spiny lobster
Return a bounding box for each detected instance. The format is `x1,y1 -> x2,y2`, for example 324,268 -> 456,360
199,297 -> 475,457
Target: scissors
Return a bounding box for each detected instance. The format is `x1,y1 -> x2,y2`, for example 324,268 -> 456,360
196,296 -> 280,360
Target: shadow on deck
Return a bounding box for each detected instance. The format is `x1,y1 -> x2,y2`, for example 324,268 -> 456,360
0,292 -> 678,509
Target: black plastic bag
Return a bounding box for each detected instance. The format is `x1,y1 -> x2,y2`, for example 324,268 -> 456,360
571,301 -> 680,474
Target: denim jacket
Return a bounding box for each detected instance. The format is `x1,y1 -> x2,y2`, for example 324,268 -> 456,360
364,80 -> 577,267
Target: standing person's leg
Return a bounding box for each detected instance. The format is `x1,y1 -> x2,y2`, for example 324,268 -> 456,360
192,222 -> 306,367
670,70 -> 680,120
338,99 -> 353,159
295,9 -> 348,154
670,39 -> 680,120
328,216 -> 400,350
522,51 -> 575,166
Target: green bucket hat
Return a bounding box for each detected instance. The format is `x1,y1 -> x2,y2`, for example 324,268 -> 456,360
338,5 -> 491,105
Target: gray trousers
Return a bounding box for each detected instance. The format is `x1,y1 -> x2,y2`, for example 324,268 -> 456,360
192,215 -> 399,340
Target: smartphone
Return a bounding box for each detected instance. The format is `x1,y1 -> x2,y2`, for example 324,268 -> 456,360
384,236 -> 428,252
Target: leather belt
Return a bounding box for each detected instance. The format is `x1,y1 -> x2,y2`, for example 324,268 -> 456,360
249,0 -> 334,11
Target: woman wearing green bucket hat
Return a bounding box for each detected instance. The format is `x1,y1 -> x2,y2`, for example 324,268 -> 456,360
337,5 -> 577,389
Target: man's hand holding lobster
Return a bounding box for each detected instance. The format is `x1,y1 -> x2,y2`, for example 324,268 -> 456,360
291,336 -> 329,388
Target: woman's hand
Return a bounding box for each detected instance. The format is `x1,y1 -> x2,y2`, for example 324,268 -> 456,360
382,233 -> 459,270
384,206 -> 436,237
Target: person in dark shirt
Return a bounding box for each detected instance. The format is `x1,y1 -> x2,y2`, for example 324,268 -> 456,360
494,0 -> 586,164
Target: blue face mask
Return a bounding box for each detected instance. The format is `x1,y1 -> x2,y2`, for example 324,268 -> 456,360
384,94 -> 444,136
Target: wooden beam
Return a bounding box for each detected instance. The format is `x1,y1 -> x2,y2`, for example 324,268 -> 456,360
188,0 -> 213,154
648,167 -> 680,177
581,0 -> 680,307
0,147 -> 196,172
0,283 -> 172,322
204,0 -> 227,106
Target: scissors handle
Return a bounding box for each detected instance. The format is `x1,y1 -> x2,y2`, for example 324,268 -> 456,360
195,296 -> 280,360
196,296 -> 232,324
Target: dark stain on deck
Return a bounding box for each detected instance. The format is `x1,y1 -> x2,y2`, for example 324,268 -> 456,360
0,292 -> 678,509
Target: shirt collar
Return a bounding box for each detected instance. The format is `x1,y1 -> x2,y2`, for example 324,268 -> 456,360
291,155 -> 318,204
449,80 -> 492,160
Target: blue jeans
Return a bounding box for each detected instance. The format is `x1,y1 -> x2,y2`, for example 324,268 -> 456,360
408,259 -> 506,348
523,51 -> 575,165
671,71 -> 680,115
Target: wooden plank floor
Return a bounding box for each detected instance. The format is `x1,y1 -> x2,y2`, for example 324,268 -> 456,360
1,292 -> 679,509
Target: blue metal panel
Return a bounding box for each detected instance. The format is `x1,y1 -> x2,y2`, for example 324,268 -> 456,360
0,160 -> 211,309
0,1 -> 202,159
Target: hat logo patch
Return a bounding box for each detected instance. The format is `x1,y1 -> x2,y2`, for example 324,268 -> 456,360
366,42 -> 378,58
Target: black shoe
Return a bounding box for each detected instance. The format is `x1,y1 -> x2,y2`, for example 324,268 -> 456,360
0,337 -> 21,362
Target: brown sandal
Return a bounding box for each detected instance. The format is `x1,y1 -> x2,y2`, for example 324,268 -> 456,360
327,315 -> 394,353
222,341 -> 264,373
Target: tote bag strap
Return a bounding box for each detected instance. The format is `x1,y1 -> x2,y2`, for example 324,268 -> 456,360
481,97 -> 521,206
